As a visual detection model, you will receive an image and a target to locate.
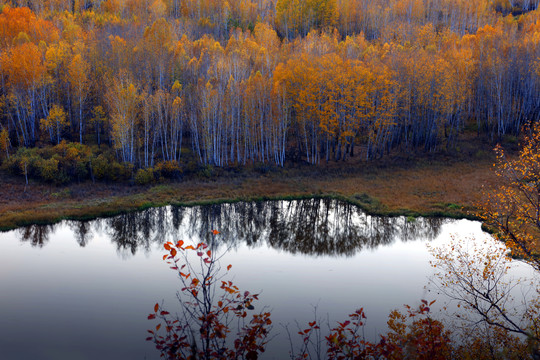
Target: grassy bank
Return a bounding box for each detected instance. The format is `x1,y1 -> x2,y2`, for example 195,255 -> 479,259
0,147 -> 498,231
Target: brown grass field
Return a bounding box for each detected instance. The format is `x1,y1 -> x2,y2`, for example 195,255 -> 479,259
0,140 -> 501,231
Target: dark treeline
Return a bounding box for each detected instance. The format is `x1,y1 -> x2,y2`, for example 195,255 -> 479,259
1,0 -> 540,181
182,199 -> 445,256
16,199 -> 446,256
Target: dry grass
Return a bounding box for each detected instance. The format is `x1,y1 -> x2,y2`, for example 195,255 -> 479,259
0,150 -> 498,230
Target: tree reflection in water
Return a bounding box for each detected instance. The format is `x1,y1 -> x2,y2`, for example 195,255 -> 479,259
186,199 -> 445,256
18,224 -> 54,247
18,199 -> 447,257
69,220 -> 93,247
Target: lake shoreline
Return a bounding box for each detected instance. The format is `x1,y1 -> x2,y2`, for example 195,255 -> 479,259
0,154 -> 497,231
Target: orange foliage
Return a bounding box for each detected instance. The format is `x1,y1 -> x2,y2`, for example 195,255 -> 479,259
1,42 -> 46,90
479,122 -> 540,271
0,1 -> 540,169
0,6 -> 59,47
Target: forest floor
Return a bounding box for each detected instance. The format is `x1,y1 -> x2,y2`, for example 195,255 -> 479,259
0,134 -> 504,231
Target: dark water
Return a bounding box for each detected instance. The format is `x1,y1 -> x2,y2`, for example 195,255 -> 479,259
0,199 -> 513,359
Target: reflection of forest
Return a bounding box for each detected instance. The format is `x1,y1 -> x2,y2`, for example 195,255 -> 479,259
17,199 -> 447,257
185,199 -> 446,256
18,224 -> 54,247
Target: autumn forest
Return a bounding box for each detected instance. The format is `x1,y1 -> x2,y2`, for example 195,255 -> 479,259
0,0 -> 540,183
3,1 -> 540,359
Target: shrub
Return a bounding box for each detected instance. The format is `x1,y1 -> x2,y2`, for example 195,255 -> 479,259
91,152 -> 132,181
197,164 -> 223,179
155,160 -> 182,179
91,154 -> 112,180
37,157 -> 60,183
135,168 -> 155,185
53,141 -> 91,180
4,147 -> 40,178
112,161 -> 133,181
2,153 -> 22,174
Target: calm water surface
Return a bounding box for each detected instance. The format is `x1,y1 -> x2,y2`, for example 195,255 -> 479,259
0,199 -> 530,359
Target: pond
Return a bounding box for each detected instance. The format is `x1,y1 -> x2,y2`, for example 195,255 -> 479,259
0,199 -> 532,359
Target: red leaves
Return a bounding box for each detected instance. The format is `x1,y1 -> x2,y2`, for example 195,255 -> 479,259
148,236 -> 272,359
222,283 -> 239,295
351,308 -> 366,319
338,320 -> 350,328
408,300 -> 435,317
325,333 -> 338,344
150,231 -> 468,360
